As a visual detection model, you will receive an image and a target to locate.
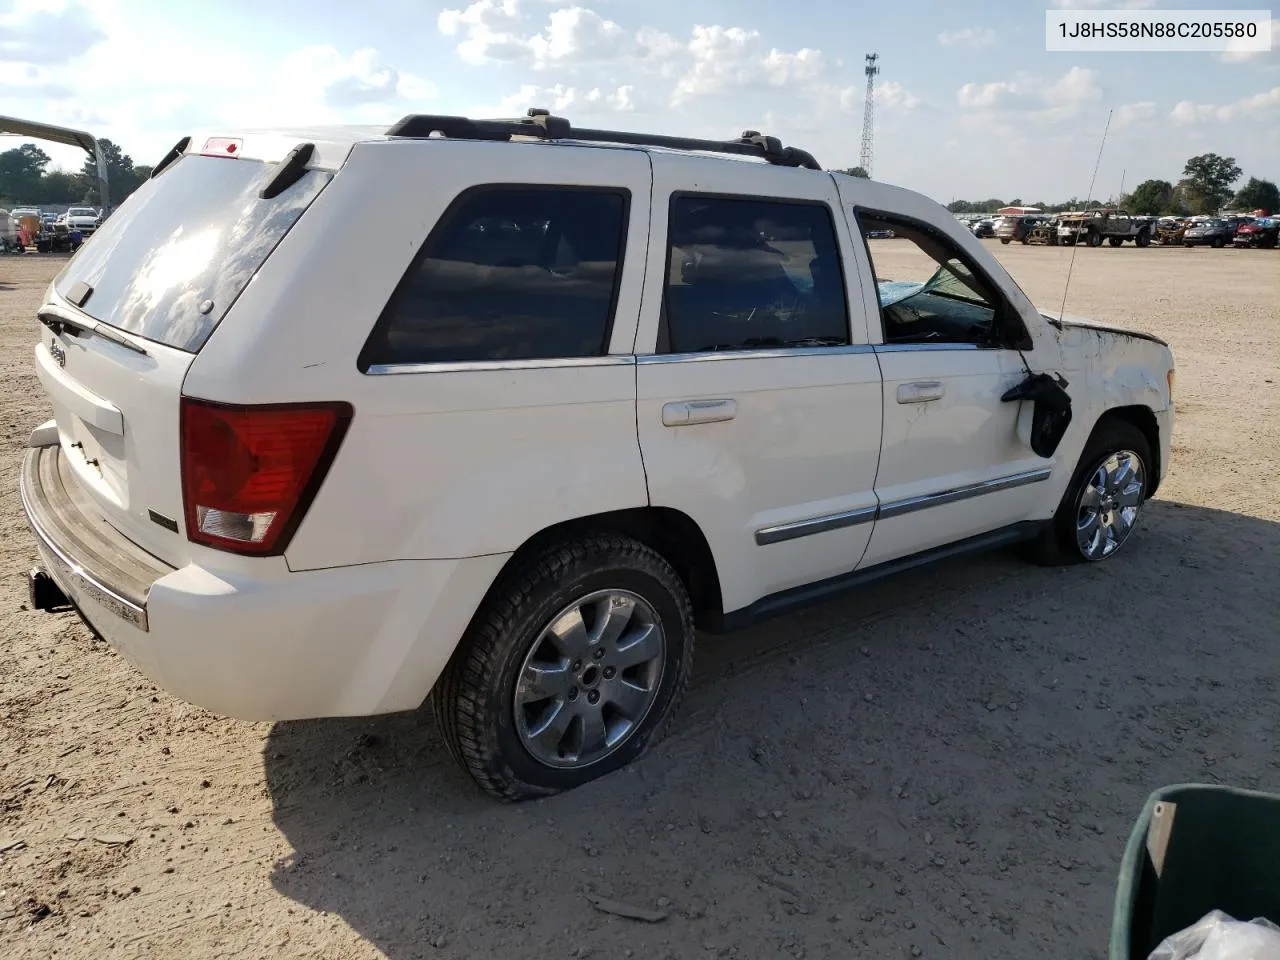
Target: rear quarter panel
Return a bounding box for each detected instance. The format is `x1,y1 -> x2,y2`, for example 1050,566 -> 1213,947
185,139 -> 655,569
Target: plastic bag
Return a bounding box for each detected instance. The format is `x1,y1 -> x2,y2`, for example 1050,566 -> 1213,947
1148,909 -> 1280,960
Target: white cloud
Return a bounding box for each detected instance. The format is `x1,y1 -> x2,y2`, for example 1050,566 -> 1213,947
0,0 -> 104,65
1043,66 -> 1102,106
281,47 -> 438,108
1222,18 -> 1278,63
437,0 -> 527,65
876,81 -> 922,111
672,25 -> 831,104
937,27 -> 996,48
1171,87 -> 1280,124
1113,101 -> 1156,128
957,67 -> 1101,115
437,0 -> 649,68
495,82 -> 635,114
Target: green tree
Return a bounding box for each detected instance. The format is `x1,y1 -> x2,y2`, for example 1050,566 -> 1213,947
1181,153 -> 1242,215
1127,179 -> 1175,216
1233,176 -> 1279,214
78,138 -> 151,208
0,143 -> 52,205
837,166 -> 870,178
35,170 -> 83,205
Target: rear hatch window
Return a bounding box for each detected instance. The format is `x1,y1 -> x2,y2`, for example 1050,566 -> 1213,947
54,154 -> 331,352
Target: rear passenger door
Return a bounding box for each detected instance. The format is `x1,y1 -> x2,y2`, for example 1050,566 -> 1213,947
633,159 -> 883,615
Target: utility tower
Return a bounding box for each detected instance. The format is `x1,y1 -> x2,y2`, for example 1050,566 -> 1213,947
859,53 -> 879,177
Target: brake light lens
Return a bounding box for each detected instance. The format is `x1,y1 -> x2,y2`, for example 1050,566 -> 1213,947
179,398 -> 352,555
200,137 -> 243,157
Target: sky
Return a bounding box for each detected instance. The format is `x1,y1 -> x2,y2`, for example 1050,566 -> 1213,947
1,0 -> 1277,201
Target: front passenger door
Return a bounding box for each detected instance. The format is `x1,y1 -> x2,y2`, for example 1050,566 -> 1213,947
851,209 -> 1053,570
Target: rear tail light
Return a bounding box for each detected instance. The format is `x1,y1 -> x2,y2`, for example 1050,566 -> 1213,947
179,398 -> 352,556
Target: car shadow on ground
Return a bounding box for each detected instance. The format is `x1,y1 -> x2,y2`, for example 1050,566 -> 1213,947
263,500 -> 1280,959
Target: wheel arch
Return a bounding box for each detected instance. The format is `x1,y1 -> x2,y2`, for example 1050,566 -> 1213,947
1096,405 -> 1161,497
490,506 -> 725,629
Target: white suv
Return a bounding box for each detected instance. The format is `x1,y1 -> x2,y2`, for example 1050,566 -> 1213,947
20,112 -> 1174,799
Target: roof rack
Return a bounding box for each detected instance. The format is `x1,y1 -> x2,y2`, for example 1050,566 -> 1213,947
384,108 -> 822,170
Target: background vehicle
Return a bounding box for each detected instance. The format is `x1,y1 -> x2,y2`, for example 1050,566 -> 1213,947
63,206 -> 101,236
20,114 -> 1175,800
0,208 -> 19,252
995,215 -> 1047,244
1154,217 -> 1189,245
1183,219 -> 1232,247
971,217 -> 996,238
1057,209 -> 1153,248
1232,218 -> 1278,249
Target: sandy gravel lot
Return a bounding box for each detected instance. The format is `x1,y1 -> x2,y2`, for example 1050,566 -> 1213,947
1,243 -> 1278,960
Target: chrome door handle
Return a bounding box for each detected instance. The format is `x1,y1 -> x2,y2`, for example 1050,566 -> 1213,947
896,381 -> 945,404
662,399 -> 737,426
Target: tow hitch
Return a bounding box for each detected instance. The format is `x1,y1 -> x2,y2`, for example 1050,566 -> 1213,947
27,568 -> 70,611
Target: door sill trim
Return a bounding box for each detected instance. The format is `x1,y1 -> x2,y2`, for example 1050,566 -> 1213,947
709,521 -> 1046,634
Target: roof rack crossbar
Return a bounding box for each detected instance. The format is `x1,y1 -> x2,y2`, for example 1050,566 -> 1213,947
383,110 -> 821,170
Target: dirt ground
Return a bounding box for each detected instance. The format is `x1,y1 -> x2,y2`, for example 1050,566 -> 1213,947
1,243 -> 1278,960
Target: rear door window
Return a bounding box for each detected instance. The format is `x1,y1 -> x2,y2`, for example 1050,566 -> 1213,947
359,186 -> 630,369
54,155 -> 331,352
660,196 -> 849,353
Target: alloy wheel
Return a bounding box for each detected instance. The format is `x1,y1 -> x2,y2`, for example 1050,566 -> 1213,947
1075,449 -> 1146,560
513,589 -> 666,769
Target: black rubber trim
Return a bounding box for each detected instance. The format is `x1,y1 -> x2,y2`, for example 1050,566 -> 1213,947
259,143 -> 316,200
151,136 -> 192,178
708,520 -> 1046,634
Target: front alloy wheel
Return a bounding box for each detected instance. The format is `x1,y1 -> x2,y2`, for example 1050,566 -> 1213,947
1075,450 -> 1146,560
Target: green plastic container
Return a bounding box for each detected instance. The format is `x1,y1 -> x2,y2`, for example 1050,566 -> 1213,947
1111,783 -> 1280,959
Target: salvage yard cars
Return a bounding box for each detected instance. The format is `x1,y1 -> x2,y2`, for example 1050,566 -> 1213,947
19,113 -> 1175,799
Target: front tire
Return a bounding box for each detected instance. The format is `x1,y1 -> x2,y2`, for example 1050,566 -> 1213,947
1087,230 -> 1103,248
1032,418 -> 1153,566
432,534 -> 694,800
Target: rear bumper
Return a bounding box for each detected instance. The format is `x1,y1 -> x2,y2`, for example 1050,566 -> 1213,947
21,444 -> 508,720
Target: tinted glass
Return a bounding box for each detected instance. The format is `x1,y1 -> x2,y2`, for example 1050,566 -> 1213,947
859,213 -> 999,345
362,187 -> 628,367
54,155 -> 331,352
662,196 -> 849,353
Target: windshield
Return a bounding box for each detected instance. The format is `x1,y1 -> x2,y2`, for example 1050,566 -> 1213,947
68,208 -> 96,217
54,154 -> 331,352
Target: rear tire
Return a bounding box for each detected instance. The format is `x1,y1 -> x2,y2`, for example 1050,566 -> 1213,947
1212,237 -> 1225,249
1030,418 -> 1153,566
432,534 -> 695,801
1136,229 -> 1151,248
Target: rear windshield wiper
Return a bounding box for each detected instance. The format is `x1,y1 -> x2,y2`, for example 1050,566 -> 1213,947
38,306 -> 149,356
